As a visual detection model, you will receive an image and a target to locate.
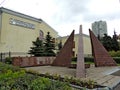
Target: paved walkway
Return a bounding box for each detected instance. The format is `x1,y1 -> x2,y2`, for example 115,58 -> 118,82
25,65 -> 120,89
85,65 -> 120,89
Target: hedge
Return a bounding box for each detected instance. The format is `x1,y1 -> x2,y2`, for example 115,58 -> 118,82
72,57 -> 94,62
72,57 -> 120,64
113,57 -> 120,64
109,51 -> 120,57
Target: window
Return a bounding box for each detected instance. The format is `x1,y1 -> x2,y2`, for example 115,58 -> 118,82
39,30 -> 44,40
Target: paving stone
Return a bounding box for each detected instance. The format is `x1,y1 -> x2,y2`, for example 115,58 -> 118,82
96,75 -> 114,84
25,66 -> 120,89
102,76 -> 120,89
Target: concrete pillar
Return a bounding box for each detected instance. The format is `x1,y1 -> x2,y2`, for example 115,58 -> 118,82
76,25 -> 86,78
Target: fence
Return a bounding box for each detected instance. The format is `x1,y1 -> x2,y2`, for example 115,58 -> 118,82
0,52 -> 30,62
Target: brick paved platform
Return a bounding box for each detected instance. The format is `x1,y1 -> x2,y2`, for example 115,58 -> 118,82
25,65 -> 120,89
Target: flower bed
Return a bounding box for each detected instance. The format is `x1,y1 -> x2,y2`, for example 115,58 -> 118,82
0,62 -> 109,90
0,62 -> 71,90
27,70 -> 109,89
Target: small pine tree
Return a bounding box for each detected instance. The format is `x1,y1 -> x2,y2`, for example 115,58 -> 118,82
44,32 -> 56,56
57,40 -> 62,54
58,40 -> 62,50
112,32 -> 119,51
101,34 -> 113,51
101,33 -> 120,51
29,37 -> 45,56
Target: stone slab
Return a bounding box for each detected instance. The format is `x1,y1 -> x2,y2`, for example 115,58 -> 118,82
13,57 -> 55,67
52,30 -> 75,67
89,29 -> 117,67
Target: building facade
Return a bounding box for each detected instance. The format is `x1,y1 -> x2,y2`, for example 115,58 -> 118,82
92,20 -> 107,38
57,34 -> 92,57
0,7 -> 58,53
0,7 -> 92,56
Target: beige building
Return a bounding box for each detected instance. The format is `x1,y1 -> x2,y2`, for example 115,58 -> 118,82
0,7 -> 58,53
57,33 -> 92,57
0,7 -> 92,56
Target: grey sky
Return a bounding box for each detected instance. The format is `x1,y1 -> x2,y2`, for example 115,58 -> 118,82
0,0 -> 120,36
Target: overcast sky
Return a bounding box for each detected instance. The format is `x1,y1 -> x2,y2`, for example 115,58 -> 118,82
0,0 -> 120,36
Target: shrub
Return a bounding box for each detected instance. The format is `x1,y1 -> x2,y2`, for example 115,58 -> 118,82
31,77 -> 51,90
31,77 -> 72,90
72,57 -> 77,62
109,51 -> 120,57
72,57 -> 94,63
5,57 -> 13,64
50,80 -> 72,90
113,57 -> 120,64
0,62 -> 72,90
0,62 -> 20,72
0,69 -> 26,90
84,57 -> 94,62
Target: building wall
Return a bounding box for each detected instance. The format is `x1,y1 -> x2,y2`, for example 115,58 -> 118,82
57,34 -> 92,56
0,12 -> 2,42
0,10 -> 58,52
0,7 -> 92,56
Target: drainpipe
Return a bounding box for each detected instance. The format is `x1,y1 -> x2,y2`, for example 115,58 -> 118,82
0,10 -> 2,43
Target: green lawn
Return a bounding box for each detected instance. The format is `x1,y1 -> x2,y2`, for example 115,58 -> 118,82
71,61 -> 94,64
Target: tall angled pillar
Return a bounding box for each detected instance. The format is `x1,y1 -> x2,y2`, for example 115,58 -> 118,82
52,30 -> 75,67
76,25 -> 85,78
89,29 -> 117,67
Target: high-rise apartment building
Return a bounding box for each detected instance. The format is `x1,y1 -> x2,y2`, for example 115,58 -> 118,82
92,21 -> 107,38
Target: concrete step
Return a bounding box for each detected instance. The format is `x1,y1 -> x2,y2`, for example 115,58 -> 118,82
102,76 -> 120,89
96,75 -> 114,84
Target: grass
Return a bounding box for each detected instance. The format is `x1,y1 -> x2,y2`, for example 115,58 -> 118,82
71,61 -> 76,64
71,61 -> 94,64
117,64 -> 120,66
85,62 -> 94,64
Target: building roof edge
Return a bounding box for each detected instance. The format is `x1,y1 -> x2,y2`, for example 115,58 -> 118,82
0,7 -> 42,23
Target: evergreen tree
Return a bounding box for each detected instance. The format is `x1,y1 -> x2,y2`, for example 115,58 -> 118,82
58,40 -> 62,50
101,33 -> 120,51
101,34 -> 113,51
44,32 -> 56,56
29,37 -> 45,56
57,40 -> 62,54
112,31 -> 119,51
